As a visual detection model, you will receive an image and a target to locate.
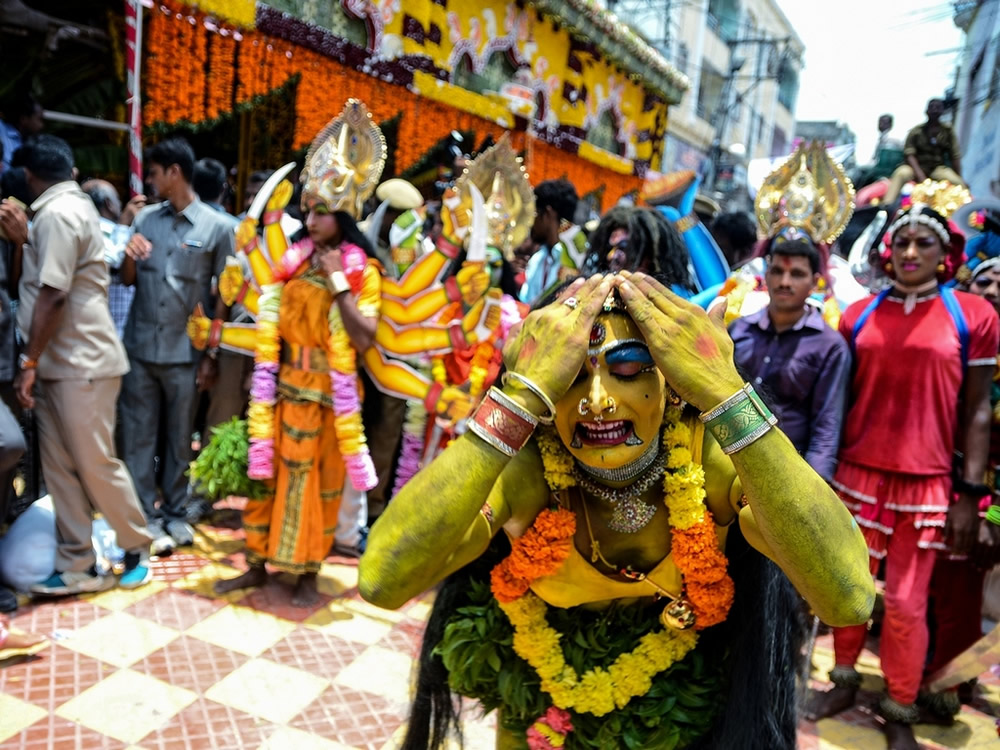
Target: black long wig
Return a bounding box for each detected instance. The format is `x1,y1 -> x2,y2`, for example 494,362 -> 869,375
401,523 -> 806,750
585,205 -> 695,292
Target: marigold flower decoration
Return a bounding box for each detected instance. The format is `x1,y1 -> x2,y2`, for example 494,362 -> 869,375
488,407 -> 732,725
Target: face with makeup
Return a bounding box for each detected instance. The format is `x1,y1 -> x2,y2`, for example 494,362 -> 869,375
890,224 -> 944,286
554,311 -> 667,470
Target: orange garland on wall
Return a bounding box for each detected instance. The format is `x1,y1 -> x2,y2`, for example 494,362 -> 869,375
143,1 -> 642,209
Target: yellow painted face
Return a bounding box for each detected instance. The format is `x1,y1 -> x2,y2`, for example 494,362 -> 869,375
554,312 -> 667,470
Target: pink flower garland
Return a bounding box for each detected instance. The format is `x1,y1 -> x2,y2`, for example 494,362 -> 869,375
329,243 -> 378,491
391,399 -> 427,496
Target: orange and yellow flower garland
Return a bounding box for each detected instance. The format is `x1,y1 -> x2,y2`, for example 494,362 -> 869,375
488,407 -> 733,719
142,0 -> 643,211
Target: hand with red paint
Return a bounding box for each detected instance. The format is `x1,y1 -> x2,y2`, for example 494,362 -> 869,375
502,275 -> 613,413
616,271 -> 744,412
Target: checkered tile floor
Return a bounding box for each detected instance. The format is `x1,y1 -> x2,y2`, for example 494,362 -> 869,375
1,513 -> 998,749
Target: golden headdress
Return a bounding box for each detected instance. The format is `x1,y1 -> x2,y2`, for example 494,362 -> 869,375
301,99 -> 386,219
755,141 -> 855,245
453,133 -> 535,261
905,179 -> 971,220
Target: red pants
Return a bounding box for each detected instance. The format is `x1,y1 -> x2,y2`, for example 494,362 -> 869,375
833,513 -> 937,705
926,556 -> 985,676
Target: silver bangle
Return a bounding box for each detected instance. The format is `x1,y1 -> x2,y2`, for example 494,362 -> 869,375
500,371 -> 556,424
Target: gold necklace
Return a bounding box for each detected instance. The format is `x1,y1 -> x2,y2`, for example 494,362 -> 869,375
577,492 -> 696,630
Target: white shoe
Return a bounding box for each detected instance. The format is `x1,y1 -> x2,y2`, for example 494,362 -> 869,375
150,532 -> 176,557
166,520 -> 194,547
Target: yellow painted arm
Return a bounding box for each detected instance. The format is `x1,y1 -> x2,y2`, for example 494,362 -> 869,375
360,415 -> 549,609
705,428 -> 874,627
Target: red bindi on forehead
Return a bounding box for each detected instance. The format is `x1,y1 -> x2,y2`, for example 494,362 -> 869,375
772,256 -> 802,270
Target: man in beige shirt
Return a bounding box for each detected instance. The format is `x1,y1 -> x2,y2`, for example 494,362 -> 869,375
12,135 -> 153,595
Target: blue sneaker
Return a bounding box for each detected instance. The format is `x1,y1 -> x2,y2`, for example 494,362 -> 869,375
31,569 -> 108,596
119,552 -> 153,590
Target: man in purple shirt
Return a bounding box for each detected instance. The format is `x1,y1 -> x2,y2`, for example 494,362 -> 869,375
729,239 -> 851,481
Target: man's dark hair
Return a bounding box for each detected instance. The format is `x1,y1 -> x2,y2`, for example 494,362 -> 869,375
193,158 -> 228,203
0,167 -> 30,205
711,211 -> 757,253
769,238 -> 820,274
16,134 -> 74,182
534,179 -> 578,222
248,169 -> 273,185
146,138 -> 195,183
879,113 -> 893,127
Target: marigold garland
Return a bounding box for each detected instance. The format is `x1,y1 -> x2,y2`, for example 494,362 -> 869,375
499,592 -> 698,717
143,0 -> 645,210
490,406 -> 734,727
246,281 -> 281,479
327,243 -> 378,491
244,243 -> 377,492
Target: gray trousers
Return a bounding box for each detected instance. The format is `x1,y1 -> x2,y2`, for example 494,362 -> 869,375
121,358 -> 198,525
204,350 -> 252,433
35,377 -> 151,572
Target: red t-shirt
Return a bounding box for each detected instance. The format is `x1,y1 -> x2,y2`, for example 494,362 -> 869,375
838,290 -> 999,475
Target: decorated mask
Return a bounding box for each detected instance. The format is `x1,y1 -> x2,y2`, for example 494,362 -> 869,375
555,300 -> 666,471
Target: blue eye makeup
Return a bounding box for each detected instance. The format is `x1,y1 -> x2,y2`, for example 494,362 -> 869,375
605,344 -> 653,366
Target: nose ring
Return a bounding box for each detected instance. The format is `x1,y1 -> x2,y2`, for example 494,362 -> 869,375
578,398 -> 590,416
605,397 -> 617,415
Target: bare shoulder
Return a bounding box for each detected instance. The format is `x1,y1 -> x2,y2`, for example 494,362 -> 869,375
495,439 -> 551,537
701,428 -> 738,527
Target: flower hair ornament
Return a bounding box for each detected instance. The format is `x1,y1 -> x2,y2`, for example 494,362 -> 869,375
951,198 -> 1000,285
881,180 -> 971,284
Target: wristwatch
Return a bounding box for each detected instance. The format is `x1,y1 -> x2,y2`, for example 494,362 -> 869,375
327,271 -> 350,296
18,353 -> 37,370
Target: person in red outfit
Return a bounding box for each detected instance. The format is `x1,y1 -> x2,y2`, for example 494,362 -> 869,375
806,204 -> 999,750
923,213 -> 1000,719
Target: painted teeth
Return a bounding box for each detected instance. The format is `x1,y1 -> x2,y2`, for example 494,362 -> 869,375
581,421 -> 626,432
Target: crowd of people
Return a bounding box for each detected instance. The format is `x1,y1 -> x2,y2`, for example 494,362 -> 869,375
0,94 -> 996,750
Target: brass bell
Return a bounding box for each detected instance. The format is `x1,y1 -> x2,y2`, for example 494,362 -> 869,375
661,599 -> 697,630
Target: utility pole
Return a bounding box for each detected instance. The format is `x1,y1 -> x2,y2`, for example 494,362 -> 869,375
703,35 -> 792,195
606,0 -> 674,59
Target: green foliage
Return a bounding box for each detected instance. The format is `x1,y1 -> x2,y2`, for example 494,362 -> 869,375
436,579 -> 726,749
188,417 -> 269,501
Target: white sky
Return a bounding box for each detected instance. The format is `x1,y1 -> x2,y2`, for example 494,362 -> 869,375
778,0 -> 963,159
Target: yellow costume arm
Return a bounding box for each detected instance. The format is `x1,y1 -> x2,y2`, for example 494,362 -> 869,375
262,181 -> 293,267
236,218 -> 274,291
379,245 -> 452,298
186,306 -> 258,357
375,291 -> 502,358
380,287 -> 451,325
375,320 -> 452,357
360,412 -> 549,610
362,347 -> 431,401
702,427 -> 873,627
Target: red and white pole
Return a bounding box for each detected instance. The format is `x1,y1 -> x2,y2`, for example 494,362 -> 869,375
124,0 -> 145,197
